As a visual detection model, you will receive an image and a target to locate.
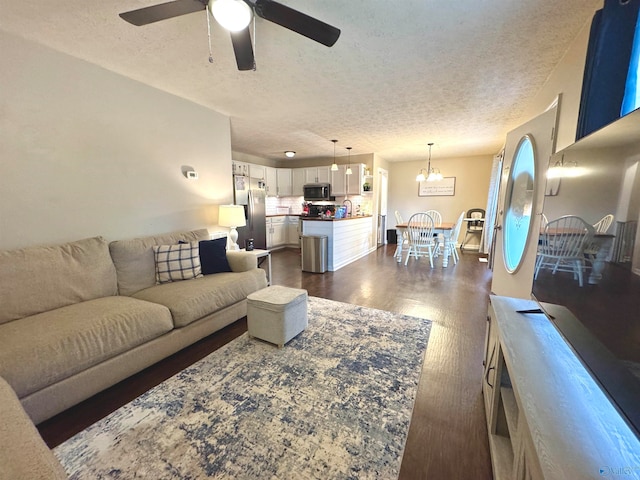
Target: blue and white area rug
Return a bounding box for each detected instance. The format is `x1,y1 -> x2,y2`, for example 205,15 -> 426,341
54,297 -> 432,479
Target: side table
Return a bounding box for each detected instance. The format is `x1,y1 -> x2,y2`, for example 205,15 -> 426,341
240,248 -> 272,285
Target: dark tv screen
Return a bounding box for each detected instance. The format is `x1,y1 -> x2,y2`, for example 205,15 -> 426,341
532,107 -> 640,436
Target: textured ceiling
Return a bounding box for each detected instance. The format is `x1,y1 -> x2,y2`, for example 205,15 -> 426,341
1,0 -> 601,162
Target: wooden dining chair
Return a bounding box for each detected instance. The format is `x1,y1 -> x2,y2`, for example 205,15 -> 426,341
404,212 -> 438,267
534,215 -> 595,287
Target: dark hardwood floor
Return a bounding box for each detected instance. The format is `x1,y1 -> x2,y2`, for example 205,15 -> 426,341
38,245 -> 494,479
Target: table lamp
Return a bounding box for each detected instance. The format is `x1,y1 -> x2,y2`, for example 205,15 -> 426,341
218,205 -> 246,250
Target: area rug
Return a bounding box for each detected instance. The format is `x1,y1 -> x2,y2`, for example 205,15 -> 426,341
54,297 -> 432,479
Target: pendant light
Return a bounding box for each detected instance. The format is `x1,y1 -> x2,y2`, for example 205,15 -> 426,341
331,139 -> 339,171
416,142 -> 442,182
346,147 -> 353,175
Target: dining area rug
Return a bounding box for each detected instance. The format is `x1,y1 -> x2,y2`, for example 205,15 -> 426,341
54,297 -> 432,479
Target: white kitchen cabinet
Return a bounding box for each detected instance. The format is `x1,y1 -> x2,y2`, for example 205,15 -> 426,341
265,167 -> 277,196
249,164 -> 265,180
331,165 -> 347,196
304,166 -> 331,184
292,168 -> 305,196
347,164 -> 365,195
287,216 -> 300,246
232,161 -> 250,176
276,168 -> 292,196
266,217 -> 287,249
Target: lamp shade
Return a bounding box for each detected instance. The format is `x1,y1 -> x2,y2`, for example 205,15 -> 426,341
218,205 -> 246,228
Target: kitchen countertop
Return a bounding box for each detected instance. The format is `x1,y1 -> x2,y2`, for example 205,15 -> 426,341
301,215 -> 372,221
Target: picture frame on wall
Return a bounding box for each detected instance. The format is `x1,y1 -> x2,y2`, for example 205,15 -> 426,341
418,177 -> 456,196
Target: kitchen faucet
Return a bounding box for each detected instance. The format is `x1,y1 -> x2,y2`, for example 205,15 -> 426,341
342,199 -> 353,217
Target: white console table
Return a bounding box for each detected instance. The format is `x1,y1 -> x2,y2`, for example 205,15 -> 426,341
484,296 -> 640,479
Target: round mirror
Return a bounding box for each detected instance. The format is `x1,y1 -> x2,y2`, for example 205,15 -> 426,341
503,135 -> 536,273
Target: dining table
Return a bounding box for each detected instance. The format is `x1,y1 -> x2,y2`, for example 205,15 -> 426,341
395,221 -> 456,267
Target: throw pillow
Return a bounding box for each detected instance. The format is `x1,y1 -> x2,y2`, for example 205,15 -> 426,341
199,238 -> 232,275
153,242 -> 203,284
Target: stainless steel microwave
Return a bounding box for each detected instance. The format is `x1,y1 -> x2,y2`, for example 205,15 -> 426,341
303,183 -> 332,201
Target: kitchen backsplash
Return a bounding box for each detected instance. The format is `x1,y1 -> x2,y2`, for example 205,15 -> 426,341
266,195 -> 373,216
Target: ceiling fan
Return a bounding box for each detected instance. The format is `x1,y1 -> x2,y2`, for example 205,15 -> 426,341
119,0 -> 341,71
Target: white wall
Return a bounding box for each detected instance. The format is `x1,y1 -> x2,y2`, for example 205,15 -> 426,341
0,32 -> 233,250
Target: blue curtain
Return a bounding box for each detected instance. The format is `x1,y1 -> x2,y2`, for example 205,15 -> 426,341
576,0 -> 640,141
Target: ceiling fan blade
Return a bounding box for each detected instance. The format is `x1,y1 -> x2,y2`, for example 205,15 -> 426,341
230,28 -> 256,71
120,0 -> 207,26
254,0 -> 340,47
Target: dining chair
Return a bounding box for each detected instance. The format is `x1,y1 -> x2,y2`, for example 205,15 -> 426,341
447,211 -> 466,264
394,211 -> 409,259
424,209 -> 443,253
593,214 -> 614,233
534,215 -> 595,287
404,212 -> 438,267
584,214 -> 615,264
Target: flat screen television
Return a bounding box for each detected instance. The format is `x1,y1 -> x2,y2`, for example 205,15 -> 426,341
531,107 -> 640,437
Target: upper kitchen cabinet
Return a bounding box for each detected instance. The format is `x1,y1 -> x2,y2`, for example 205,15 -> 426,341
249,164 -> 265,180
276,168 -> 292,196
292,168 -> 305,196
347,164 -> 366,195
264,167 -> 277,196
330,165 -> 347,196
304,166 -> 331,184
232,161 -> 250,177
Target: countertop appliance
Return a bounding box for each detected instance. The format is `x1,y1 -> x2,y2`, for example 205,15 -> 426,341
233,175 -> 266,249
303,183 -> 332,201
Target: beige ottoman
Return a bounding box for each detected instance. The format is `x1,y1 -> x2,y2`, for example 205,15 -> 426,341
247,286 -> 308,348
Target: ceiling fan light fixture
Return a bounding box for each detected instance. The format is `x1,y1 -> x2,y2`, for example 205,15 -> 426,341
210,0 -> 253,32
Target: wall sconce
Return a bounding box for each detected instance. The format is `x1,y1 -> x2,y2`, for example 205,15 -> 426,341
547,155 -> 584,178
218,204 -> 246,250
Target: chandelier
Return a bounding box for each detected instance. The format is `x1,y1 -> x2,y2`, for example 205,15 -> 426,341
416,143 -> 442,182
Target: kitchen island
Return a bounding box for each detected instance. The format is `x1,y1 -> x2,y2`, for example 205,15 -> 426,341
301,215 -> 375,271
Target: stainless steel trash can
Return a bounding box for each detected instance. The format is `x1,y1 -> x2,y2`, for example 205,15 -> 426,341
301,235 -> 328,273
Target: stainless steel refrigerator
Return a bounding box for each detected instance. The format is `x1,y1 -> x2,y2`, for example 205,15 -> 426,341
233,175 -> 267,249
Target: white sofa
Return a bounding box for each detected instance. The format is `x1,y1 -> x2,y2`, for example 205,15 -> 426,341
0,229 -> 267,424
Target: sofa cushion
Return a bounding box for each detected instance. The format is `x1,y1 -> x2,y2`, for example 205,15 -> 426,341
109,229 -> 210,296
132,268 -> 267,328
0,296 -> 173,399
0,237 -> 118,325
199,238 -> 232,275
153,241 -> 203,284
0,376 -> 68,480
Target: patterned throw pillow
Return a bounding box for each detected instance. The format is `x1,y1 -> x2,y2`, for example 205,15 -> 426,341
153,242 -> 203,284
